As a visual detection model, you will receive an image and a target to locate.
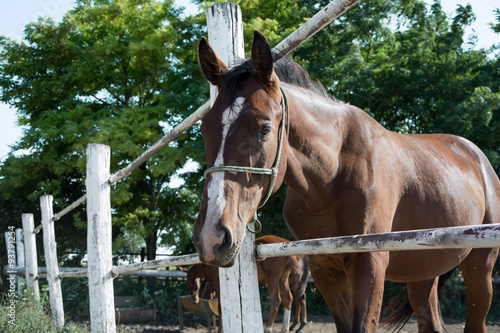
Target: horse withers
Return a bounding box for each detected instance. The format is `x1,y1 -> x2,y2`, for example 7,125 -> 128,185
185,235 -> 309,333
193,30 -> 500,333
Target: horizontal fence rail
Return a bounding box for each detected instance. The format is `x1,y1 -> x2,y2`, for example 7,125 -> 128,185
256,224 -> 500,260
273,0 -> 360,59
107,101 -> 211,186
4,266 -> 188,279
111,253 -> 201,276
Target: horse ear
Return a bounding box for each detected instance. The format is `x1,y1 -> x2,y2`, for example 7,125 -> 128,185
198,36 -> 229,86
251,30 -> 277,87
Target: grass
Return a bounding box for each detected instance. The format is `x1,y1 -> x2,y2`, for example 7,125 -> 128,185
0,289 -> 89,333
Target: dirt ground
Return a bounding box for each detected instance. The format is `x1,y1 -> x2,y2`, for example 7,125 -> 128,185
116,314 -> 500,332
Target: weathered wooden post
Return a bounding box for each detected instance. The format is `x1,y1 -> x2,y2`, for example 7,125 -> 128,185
22,214 -> 40,300
206,3 -> 264,332
86,143 -> 116,333
15,228 -> 25,296
40,194 -> 65,329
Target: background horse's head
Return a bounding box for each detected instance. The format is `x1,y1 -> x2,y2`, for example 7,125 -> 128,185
193,31 -> 287,267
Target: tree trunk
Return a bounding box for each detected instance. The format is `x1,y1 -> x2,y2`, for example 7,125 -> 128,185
145,230 -> 158,291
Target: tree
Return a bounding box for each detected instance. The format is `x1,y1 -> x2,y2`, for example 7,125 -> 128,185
0,0 -> 208,266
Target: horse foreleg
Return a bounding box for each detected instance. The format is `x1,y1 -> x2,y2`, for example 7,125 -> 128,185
346,252 -> 388,333
309,257 -> 353,333
407,277 -> 444,333
460,247 -> 499,333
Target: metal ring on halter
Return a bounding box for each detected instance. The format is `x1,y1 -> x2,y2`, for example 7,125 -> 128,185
247,218 -> 262,234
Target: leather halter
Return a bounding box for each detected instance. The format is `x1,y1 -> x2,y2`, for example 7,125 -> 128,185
203,87 -> 289,232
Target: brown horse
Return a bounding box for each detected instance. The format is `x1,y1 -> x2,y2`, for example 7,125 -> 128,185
184,264 -> 219,304
185,235 -> 309,333
192,30 -> 500,333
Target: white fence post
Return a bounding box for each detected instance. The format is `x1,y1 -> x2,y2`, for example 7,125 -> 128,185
86,143 -> 116,333
206,2 -> 245,103
22,213 -> 40,300
206,3 -> 263,332
40,194 -> 65,329
15,228 -> 25,296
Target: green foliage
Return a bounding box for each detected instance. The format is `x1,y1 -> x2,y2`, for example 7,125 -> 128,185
438,270 -> 467,319
61,278 -> 90,320
146,281 -> 186,320
113,275 -> 189,321
304,283 -> 331,316
255,186 -> 294,241
0,289 -> 89,333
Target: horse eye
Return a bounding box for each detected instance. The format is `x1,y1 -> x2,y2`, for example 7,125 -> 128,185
258,124 -> 272,139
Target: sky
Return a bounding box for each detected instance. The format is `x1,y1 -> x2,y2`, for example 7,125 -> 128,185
0,0 -> 498,161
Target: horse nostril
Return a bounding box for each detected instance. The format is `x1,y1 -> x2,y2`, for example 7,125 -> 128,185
221,225 -> 232,250
214,225 -> 232,257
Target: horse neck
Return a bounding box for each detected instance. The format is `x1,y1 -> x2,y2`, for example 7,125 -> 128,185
282,85 -> 372,200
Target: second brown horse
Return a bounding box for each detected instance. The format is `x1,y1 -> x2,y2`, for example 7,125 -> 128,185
186,235 -> 309,333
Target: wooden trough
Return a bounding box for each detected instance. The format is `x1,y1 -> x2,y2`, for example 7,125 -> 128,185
114,296 -> 156,324
178,295 -> 220,333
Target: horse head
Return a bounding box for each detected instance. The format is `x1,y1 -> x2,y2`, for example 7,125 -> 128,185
193,31 -> 287,267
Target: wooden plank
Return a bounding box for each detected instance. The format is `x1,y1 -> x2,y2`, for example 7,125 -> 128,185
238,228 -> 264,331
112,253 -> 200,275
22,214 -> 40,300
256,224 -> 500,260
107,100 -> 210,186
86,144 -> 116,333
15,228 -> 25,296
206,3 -> 263,333
272,0 -> 360,59
206,2 -> 245,103
40,195 -> 65,329
4,262 -> 189,279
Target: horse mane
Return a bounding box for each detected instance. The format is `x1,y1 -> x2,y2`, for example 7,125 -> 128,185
273,56 -> 339,102
213,56 -> 339,104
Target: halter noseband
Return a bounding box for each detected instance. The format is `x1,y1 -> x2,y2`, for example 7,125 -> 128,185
203,87 -> 289,232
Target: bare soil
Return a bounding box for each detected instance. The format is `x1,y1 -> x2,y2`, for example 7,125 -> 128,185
116,314 -> 500,332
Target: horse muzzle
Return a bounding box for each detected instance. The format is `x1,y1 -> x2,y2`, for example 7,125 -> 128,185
193,221 -> 241,267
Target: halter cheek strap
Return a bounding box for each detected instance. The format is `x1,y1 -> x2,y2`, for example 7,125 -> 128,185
203,87 -> 289,231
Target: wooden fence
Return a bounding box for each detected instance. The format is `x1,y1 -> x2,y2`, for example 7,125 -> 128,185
5,1 -> 500,332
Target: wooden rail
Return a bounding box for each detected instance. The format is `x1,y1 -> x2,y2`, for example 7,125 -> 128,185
256,224 -> 500,260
